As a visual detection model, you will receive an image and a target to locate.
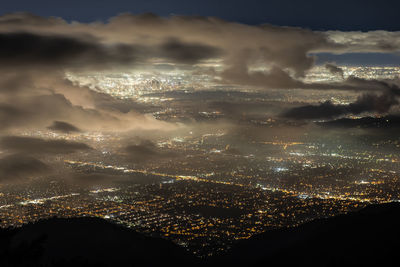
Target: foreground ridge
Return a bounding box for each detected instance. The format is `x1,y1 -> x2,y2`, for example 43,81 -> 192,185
1,202 -> 400,267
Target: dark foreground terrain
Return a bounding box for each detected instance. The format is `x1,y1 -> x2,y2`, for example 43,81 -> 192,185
1,203 -> 400,267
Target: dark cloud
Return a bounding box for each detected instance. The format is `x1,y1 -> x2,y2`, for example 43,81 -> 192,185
317,115 -> 400,129
0,136 -> 92,154
282,92 -> 399,120
0,31 -> 222,71
0,154 -> 50,182
0,32 -> 139,70
282,100 -> 348,120
124,140 -> 176,162
325,63 -> 344,78
159,38 -> 223,64
47,121 -> 80,133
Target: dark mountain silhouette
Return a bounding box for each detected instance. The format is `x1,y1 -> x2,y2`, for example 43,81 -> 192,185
212,202 -> 400,266
0,217 -> 197,267
1,203 -> 400,267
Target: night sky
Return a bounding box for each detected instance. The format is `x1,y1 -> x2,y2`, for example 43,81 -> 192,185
1,0 -> 400,30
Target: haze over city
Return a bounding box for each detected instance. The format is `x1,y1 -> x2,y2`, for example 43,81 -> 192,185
0,1 -> 400,266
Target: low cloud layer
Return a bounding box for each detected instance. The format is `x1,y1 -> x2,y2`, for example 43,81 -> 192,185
47,121 -> 81,133
0,154 -> 50,182
124,140 -> 177,163
0,12 -> 397,134
282,91 -> 399,120
0,13 -> 398,89
0,31 -> 225,72
0,136 -> 92,154
0,12 -> 398,187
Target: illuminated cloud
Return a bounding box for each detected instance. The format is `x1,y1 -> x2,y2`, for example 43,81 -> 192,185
0,13 -> 397,81
0,12 -> 398,133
